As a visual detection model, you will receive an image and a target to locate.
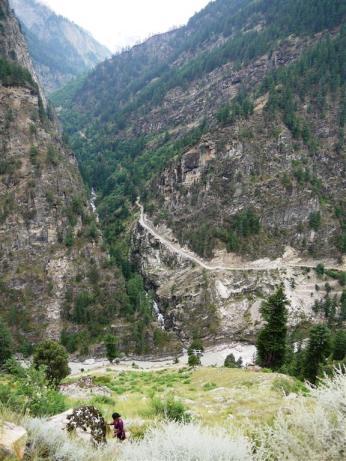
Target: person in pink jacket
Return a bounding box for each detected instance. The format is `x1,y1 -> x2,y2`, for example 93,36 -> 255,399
109,412 -> 126,441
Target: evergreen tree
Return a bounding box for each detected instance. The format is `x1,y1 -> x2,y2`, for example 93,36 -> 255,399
256,286 -> 289,370
340,290 -> 346,321
303,325 -> 331,384
224,353 -> 242,368
0,318 -> 13,367
332,330 -> 346,361
104,334 -> 119,363
188,353 -> 201,367
33,340 -> 70,386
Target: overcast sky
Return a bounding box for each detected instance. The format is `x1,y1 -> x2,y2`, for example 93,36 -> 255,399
40,0 -> 211,52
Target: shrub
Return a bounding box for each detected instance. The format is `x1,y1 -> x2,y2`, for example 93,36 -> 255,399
46,145 -> 59,166
25,419 -> 251,461
0,365 -> 66,416
188,354 -> 201,367
121,422 -> 252,461
33,340 -> 70,386
203,382 -> 217,391
30,145 -> 39,164
90,395 -> 115,406
271,377 -> 308,396
224,353 -> 243,368
64,228 -> 74,247
315,263 -> 325,276
309,211 -> 321,230
151,396 -> 190,422
255,369 -> 346,461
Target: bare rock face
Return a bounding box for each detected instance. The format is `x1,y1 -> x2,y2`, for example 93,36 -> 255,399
0,421 -> 27,460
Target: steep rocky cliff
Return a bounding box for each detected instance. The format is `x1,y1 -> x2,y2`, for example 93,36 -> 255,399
54,0 -> 346,345
0,0 -> 135,354
10,0 -> 110,92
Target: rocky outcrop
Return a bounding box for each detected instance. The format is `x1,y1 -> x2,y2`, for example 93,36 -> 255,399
132,218 -> 344,344
0,0 -> 44,97
0,422 -> 27,460
60,376 -> 112,399
151,115 -> 345,260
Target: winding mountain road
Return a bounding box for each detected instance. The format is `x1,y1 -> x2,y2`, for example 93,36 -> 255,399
137,202 -> 342,273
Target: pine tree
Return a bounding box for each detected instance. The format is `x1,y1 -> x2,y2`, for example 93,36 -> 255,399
303,325 -> 331,384
340,290 -> 346,321
0,318 -> 13,367
104,334 -> 119,363
256,286 -> 289,370
332,330 -> 346,361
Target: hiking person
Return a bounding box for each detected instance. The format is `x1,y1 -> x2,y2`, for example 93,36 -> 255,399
109,412 -> 126,440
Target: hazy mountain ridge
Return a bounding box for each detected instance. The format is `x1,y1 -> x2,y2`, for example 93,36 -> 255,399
10,0 -> 111,92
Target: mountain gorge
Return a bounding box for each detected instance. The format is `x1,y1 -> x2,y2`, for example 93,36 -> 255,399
10,0 -> 110,92
53,0 -> 346,346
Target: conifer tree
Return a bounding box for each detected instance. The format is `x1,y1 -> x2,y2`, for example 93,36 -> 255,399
0,318 -> 13,367
303,324 -> 331,384
256,286 -> 289,370
104,334 -> 119,363
332,330 -> 346,361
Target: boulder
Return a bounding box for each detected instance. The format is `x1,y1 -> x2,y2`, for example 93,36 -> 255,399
0,422 -> 27,460
46,406 -> 107,445
59,376 -> 112,399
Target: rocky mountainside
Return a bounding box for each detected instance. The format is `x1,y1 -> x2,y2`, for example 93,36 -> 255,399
9,0 -> 110,92
0,0 -> 165,357
54,0 -> 346,346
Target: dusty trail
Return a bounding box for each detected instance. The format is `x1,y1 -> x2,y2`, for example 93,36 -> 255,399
138,202 -> 342,273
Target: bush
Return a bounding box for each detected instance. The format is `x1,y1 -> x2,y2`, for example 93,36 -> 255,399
271,377 -> 308,396
121,422 -> 252,461
256,369 -> 346,461
151,396 -> 190,422
0,364 -> 66,416
25,419 -> 252,461
33,340 -> 70,386
188,354 -> 201,367
224,353 -> 242,368
315,263 -> 325,276
309,211 -> 321,230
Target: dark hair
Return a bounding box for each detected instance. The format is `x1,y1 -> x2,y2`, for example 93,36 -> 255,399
112,412 -> 121,419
